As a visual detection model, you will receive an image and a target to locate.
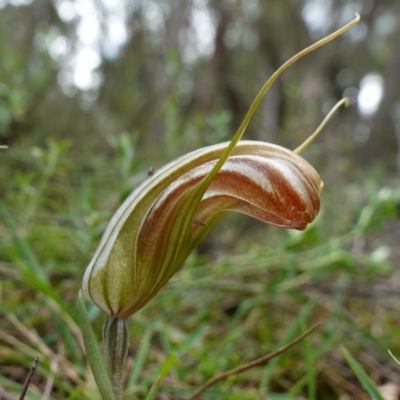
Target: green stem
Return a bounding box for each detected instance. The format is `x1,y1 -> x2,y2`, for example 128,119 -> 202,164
294,97 -> 349,154
103,317 -> 129,400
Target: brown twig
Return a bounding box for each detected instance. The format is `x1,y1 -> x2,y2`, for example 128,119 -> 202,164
19,356 -> 39,400
188,322 -> 322,400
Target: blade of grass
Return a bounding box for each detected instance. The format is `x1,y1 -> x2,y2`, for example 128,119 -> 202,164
286,373 -> 310,396
260,300 -> 315,389
144,376 -> 161,400
76,291 -> 115,400
287,330 -> 342,396
388,350 -> 400,368
128,326 -> 154,388
341,346 -> 385,400
301,320 -> 316,400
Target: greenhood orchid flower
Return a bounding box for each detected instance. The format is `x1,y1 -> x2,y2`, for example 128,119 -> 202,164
82,14 -> 360,320
83,141 -> 323,318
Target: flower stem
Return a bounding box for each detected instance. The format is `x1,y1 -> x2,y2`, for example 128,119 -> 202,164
103,317 -> 129,400
294,97 -> 349,154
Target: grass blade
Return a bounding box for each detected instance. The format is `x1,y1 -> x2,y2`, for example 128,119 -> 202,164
76,291 -> 115,400
301,320 -> 316,400
341,346 -> 385,400
388,350 -> 400,368
128,327 -> 153,388
144,376 -> 161,400
260,301 -> 315,388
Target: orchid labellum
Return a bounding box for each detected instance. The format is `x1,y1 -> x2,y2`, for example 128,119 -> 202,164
83,15 -> 359,320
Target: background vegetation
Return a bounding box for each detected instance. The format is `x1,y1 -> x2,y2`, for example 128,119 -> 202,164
1,0 -> 400,398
